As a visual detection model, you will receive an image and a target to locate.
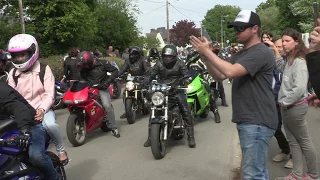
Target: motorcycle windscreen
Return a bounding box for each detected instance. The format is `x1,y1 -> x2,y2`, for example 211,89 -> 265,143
63,81 -> 89,104
188,67 -> 203,81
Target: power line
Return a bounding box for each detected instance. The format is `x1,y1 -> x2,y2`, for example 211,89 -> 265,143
169,3 -> 192,20
174,6 -> 206,15
143,4 -> 166,15
144,0 -> 163,4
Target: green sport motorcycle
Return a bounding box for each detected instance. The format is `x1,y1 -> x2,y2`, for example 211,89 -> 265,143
186,67 -> 221,123
185,48 -> 221,123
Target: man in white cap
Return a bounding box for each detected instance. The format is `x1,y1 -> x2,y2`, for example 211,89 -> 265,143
190,10 -> 277,179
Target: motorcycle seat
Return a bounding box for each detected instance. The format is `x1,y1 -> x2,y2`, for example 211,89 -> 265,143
0,119 -> 17,133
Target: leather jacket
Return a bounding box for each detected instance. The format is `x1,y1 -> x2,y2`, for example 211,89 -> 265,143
145,59 -> 190,85
63,57 -> 80,80
118,58 -> 150,77
80,59 -> 119,88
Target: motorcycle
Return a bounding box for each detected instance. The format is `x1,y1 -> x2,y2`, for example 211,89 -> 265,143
62,81 -> 110,146
0,119 -> 67,179
107,72 -> 122,99
53,80 -> 68,110
148,77 -> 188,159
186,67 -> 220,122
185,47 -> 221,122
123,74 -> 150,124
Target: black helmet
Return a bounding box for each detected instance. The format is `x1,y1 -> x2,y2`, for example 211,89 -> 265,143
129,46 -> 143,63
161,44 -> 178,69
76,51 -> 95,69
149,47 -> 159,58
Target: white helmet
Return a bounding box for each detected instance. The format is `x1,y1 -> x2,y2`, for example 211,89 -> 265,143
8,34 -> 39,71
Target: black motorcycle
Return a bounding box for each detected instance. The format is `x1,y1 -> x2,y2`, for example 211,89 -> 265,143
123,74 -> 150,124
148,77 -> 188,159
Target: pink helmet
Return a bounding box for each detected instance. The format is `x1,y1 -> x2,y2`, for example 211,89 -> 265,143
8,34 -> 39,71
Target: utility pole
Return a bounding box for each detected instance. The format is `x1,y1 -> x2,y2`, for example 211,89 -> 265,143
220,16 -> 223,48
18,0 -> 25,33
166,0 -> 170,44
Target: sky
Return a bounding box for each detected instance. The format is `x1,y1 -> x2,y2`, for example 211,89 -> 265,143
135,0 -> 267,34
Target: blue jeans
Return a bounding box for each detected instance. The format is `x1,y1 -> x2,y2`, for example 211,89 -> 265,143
237,123 -> 275,180
29,124 -> 60,180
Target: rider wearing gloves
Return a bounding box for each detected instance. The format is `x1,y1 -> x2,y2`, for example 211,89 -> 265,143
143,44 -> 196,148
0,81 -> 61,180
77,51 -> 120,138
118,46 -> 150,119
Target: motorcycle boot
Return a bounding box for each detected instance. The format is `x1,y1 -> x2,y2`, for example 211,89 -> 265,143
177,93 -> 196,148
218,82 -> 228,107
210,95 -> 221,123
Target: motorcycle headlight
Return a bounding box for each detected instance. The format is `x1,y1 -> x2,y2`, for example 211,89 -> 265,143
125,81 -> 135,91
151,92 -> 164,106
187,85 -> 194,92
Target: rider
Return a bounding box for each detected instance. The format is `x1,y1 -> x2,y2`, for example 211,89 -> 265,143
7,34 -> 69,165
147,47 -> 160,67
77,51 -> 120,138
143,44 -> 196,148
186,47 -> 221,123
211,42 -> 229,107
118,46 -> 150,119
0,81 -> 61,180
61,47 -> 81,87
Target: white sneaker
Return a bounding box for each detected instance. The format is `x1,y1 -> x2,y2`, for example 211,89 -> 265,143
273,152 -> 289,162
284,159 -> 293,169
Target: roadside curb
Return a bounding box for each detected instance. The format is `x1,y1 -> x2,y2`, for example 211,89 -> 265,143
221,126 -> 242,180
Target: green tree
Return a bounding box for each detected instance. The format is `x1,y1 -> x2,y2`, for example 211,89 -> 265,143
275,0 -> 302,32
144,35 -> 160,49
0,0 -> 97,56
0,17 -> 20,49
170,20 -> 200,47
257,6 -> 281,37
94,0 -> 140,51
203,5 -> 241,44
256,0 -> 276,12
289,0 -> 320,33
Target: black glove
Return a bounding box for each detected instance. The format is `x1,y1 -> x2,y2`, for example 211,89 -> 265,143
182,78 -> 191,86
10,134 -> 31,150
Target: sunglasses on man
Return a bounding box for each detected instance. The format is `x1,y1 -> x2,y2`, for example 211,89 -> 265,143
233,24 -> 255,32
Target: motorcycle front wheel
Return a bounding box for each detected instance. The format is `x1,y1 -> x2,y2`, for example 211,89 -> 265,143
111,82 -> 122,99
66,113 -> 87,147
125,99 -> 137,124
150,124 -> 167,159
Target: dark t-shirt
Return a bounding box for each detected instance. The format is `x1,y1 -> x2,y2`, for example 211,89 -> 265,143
230,43 -> 278,130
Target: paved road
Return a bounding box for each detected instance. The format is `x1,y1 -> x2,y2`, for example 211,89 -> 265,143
52,82 -> 240,180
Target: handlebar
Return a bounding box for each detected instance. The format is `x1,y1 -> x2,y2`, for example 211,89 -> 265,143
0,134 -> 30,149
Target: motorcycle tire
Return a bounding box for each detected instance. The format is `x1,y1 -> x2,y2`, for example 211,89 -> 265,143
199,106 -> 209,118
150,124 -> 167,159
66,114 -> 87,147
46,151 -> 67,180
125,99 -> 136,124
111,82 -> 122,99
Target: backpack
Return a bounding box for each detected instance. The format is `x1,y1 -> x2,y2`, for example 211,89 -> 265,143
12,63 -> 47,87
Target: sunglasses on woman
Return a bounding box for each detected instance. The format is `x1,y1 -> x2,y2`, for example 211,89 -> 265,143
233,25 -> 255,32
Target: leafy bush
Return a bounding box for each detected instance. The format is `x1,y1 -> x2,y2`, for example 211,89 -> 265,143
39,55 -> 125,79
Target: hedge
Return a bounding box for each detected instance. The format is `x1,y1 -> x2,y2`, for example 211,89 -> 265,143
39,55 -> 125,79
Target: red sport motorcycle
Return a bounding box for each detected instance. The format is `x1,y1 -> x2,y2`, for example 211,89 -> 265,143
62,81 -> 111,147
